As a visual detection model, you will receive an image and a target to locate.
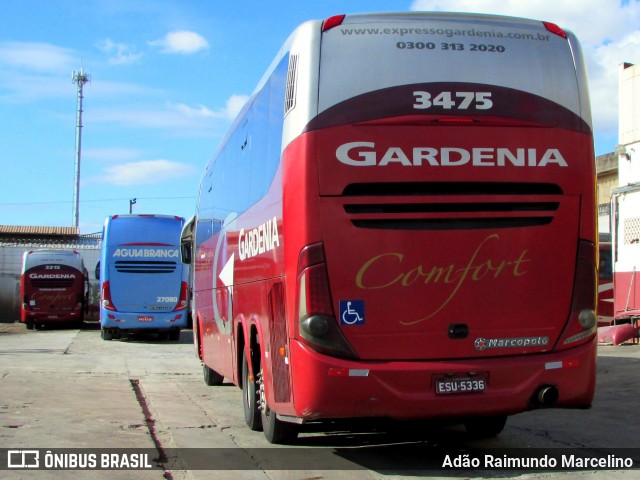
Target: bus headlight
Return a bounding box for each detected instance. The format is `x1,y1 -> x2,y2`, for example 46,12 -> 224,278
300,315 -> 330,336
578,309 -> 596,329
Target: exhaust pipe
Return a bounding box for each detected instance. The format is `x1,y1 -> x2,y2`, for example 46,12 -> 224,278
536,385 -> 559,406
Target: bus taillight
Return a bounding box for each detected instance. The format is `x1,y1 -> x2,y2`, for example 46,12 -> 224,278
297,243 -> 356,358
543,21 -> 567,39
101,281 -> 117,311
322,14 -> 345,32
173,281 -> 189,311
557,240 -> 597,349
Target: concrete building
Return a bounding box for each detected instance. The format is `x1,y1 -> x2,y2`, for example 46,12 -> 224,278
0,226 -> 101,322
608,62 -> 640,321
619,62 -> 640,150
596,152 -> 618,235
611,62 -> 640,246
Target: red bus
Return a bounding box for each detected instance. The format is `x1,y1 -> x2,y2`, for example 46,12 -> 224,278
20,249 -> 88,329
181,12 -> 597,443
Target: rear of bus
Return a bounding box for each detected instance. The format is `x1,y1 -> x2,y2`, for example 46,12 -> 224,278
99,214 -> 188,340
20,250 -> 87,329
283,13 -> 596,430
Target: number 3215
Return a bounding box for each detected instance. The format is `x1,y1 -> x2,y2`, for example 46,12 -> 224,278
413,91 -> 493,110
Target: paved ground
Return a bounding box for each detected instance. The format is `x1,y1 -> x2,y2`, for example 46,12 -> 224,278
0,320 -> 639,479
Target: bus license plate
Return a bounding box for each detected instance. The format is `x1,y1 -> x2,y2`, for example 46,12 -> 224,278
435,374 -> 487,395
138,316 -> 153,322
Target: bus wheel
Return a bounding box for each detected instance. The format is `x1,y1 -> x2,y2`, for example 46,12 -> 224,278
26,321 -> 34,330
203,364 -> 224,386
242,350 -> 262,431
258,369 -> 299,444
464,415 -> 507,438
101,328 -> 113,341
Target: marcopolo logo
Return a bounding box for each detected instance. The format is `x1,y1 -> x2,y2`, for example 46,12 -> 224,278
474,336 -> 549,351
336,142 -> 568,167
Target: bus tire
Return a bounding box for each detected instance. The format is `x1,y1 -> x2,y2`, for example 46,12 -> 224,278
101,328 -> 113,341
203,364 -> 224,386
26,321 -> 34,330
242,350 -> 262,431
259,365 -> 298,444
261,402 -> 299,444
464,415 -> 507,438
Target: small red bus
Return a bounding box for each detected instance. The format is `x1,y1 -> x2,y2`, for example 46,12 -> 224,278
182,12 -> 597,443
20,249 -> 88,329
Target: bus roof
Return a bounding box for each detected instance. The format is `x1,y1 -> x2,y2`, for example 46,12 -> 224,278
22,249 -> 84,270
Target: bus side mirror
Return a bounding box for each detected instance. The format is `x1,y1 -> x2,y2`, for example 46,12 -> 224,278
95,261 -> 100,280
180,215 -> 195,265
181,241 -> 192,265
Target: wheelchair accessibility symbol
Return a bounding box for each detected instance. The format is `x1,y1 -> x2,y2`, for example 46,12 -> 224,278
340,300 -> 365,325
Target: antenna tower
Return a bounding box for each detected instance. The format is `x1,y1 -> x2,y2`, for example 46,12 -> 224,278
72,69 -> 91,229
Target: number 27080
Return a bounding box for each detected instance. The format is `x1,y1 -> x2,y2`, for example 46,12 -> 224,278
157,296 -> 178,302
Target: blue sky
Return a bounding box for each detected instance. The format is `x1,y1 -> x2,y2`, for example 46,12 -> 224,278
1,0 -> 639,234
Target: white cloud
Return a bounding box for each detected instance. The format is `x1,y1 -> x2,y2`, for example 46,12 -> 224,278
88,94 -> 248,132
409,0 -> 640,148
0,41 -> 76,73
92,159 -> 198,186
96,39 -> 143,65
171,94 -> 248,121
0,72 -> 72,102
0,42 -> 79,102
222,94 -> 249,120
148,31 -> 209,54
172,103 -> 216,118
88,79 -> 164,98
83,147 -> 145,163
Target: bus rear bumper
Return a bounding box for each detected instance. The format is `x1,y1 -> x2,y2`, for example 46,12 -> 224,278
20,310 -> 82,324
99,309 -> 188,330
286,338 -> 596,421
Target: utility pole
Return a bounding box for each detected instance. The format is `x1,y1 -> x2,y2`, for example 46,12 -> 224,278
129,198 -> 137,214
72,69 -> 90,229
